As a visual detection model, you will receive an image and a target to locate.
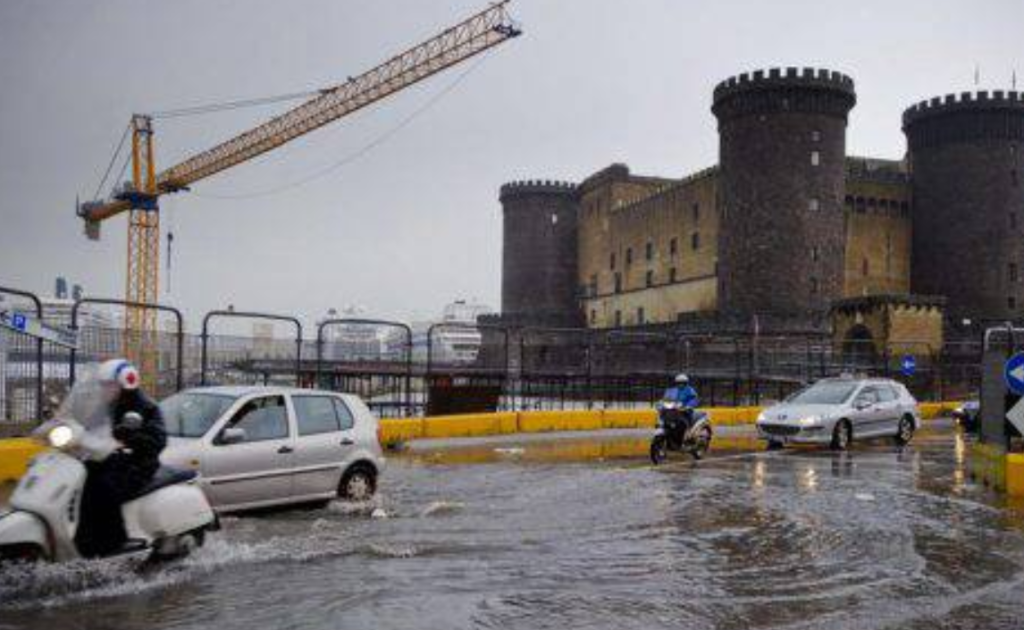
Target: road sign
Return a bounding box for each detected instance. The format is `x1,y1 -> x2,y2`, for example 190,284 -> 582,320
1004,352 -> 1024,395
0,309 -> 78,349
900,355 -> 916,377
1007,397 -> 1024,436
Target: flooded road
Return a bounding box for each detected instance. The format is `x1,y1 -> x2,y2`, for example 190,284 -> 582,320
3,424 -> 1024,629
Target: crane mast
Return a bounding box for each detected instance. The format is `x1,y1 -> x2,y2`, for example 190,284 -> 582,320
77,2 -> 520,378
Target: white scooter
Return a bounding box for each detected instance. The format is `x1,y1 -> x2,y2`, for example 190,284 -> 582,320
0,372 -> 216,563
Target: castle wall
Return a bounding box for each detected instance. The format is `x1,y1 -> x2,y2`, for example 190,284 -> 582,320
578,169 -> 718,328
843,159 -> 913,297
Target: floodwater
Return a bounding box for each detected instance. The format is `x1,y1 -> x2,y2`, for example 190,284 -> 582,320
3,424 -> 1024,630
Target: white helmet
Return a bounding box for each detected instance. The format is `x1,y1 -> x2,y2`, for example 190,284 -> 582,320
675,373 -> 690,385
97,358 -> 140,391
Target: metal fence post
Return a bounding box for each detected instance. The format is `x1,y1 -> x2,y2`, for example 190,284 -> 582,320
0,286 -> 44,420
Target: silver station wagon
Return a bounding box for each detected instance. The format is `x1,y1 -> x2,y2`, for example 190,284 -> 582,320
756,377 -> 921,450
159,386 -> 385,512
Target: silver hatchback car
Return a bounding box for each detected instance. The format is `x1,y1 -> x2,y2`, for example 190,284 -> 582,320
756,377 -> 920,450
159,386 -> 385,513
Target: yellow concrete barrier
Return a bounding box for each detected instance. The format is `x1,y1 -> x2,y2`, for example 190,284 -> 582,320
421,412 -> 518,439
1007,453 -> 1024,498
518,410 -> 603,433
380,418 -> 425,445
0,438 -> 44,483
601,408 -> 657,429
920,401 -> 961,420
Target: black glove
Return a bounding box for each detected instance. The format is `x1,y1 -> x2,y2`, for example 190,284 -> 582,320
113,411 -> 143,442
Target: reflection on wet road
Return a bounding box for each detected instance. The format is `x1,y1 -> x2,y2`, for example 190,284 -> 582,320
3,424 -> 1024,630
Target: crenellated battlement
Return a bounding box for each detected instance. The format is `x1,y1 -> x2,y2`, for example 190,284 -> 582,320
713,67 -> 855,105
902,90 -> 1024,127
500,179 -> 578,201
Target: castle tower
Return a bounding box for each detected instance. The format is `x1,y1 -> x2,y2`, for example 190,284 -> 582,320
712,68 -> 856,319
903,91 -> 1024,320
499,180 -> 582,327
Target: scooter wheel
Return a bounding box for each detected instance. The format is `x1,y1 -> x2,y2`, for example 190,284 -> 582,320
150,528 -> 205,561
650,435 -> 668,465
690,427 -> 712,460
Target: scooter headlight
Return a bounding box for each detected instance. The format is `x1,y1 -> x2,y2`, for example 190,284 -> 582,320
48,424 -> 74,449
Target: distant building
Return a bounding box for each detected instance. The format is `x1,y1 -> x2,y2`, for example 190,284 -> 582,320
498,67 -> 1024,349
412,299 -> 494,365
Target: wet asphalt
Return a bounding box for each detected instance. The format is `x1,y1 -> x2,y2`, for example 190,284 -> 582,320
2,422 -> 1024,630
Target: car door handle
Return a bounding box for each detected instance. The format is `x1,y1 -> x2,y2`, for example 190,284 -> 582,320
277,445 -> 294,454
339,438 -> 355,446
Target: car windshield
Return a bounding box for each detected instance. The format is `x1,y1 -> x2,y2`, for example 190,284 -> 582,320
161,392 -> 237,438
786,381 -> 859,405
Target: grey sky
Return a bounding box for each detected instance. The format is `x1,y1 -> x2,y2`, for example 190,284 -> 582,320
1,0 -> 1021,329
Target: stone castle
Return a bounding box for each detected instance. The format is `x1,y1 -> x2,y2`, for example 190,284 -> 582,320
496,67 -> 1024,349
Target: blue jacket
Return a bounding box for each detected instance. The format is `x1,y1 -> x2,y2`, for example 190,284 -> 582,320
664,385 -> 699,408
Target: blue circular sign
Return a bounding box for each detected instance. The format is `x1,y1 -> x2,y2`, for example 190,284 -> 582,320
1005,352 -> 1024,395
900,355 -> 916,377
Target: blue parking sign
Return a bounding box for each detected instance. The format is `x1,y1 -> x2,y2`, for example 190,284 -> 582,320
900,355 -> 916,377
11,313 -> 27,331
1005,352 -> 1024,395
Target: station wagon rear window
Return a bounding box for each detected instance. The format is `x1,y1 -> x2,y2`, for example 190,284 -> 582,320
786,381 -> 858,405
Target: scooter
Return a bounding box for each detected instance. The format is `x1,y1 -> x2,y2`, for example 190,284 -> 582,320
0,376 -> 216,564
650,401 -> 712,464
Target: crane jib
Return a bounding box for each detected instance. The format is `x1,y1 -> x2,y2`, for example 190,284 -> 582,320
80,1 -> 521,225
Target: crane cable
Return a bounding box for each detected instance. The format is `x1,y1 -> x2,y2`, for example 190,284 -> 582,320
190,55 -> 488,201
92,122 -> 131,200
148,89 -> 324,120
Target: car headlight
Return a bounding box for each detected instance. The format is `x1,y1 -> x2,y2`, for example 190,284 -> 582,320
756,412 -> 766,423
48,425 -> 75,448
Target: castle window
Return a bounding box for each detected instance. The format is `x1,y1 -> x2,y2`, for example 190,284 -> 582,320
614,310 -> 622,327
810,277 -> 819,294
810,246 -> 820,262
637,307 -> 645,325
645,241 -> 653,261
670,238 -> 678,255
610,253 -> 616,270
811,130 -> 822,143
614,273 -> 622,294
691,232 -> 700,251
590,309 -> 597,325
811,150 -> 821,166
1010,296 -> 1018,311
1011,263 -> 1019,282
626,248 -> 633,266
670,267 -> 678,283
692,203 -> 700,222
551,213 -> 559,225
646,270 -> 654,287
862,258 -> 870,277
808,198 -> 820,212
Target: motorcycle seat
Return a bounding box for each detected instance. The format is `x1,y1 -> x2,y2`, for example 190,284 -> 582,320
129,466 -> 198,500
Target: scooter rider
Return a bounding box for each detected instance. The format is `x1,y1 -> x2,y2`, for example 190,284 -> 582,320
664,373 -> 699,428
75,359 -> 167,557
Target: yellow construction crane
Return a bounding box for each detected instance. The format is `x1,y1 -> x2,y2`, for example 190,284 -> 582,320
78,2 -> 520,376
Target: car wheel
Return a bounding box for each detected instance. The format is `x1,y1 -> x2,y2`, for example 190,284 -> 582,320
339,465 -> 377,501
830,420 -> 852,451
895,415 -> 914,446
766,439 -> 784,451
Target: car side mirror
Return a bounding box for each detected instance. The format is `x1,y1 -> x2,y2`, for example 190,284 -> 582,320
853,399 -> 870,410
220,427 -> 246,445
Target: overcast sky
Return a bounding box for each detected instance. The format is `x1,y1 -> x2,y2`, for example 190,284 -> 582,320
1,0 -> 1021,329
